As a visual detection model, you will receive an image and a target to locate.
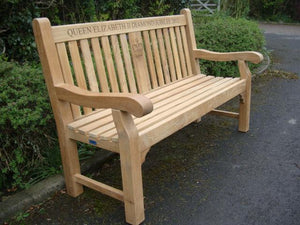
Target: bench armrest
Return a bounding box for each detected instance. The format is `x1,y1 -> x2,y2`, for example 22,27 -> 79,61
193,49 -> 263,64
55,84 -> 153,117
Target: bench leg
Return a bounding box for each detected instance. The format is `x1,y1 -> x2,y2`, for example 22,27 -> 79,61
120,147 -> 145,225
112,110 -> 145,225
238,60 -> 251,132
59,138 -> 83,197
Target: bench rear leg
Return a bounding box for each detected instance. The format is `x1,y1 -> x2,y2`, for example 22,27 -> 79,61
113,110 -> 145,225
238,60 -> 251,132
59,137 -> 83,197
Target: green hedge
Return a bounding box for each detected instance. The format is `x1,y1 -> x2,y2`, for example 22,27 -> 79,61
0,59 -> 60,191
193,13 -> 265,77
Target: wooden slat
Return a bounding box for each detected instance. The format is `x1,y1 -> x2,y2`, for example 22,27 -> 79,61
52,15 -> 186,43
68,109 -> 110,130
128,32 -> 151,93
91,38 -> 110,92
150,30 -> 164,86
142,31 -> 158,89
69,76 -> 205,135
95,77 -> 231,140
135,78 -> 231,128
56,42 -> 81,118
78,114 -> 113,135
111,79 -> 244,143
67,76 -> 245,146
88,76 -> 210,139
89,122 -> 116,138
80,39 -> 99,92
97,127 -> 118,141
163,28 -> 177,82
140,80 -> 246,148
111,35 -> 128,92
101,36 -> 120,92
149,76 -> 217,105
180,26 -> 193,76
145,74 -> 204,98
175,26 -> 187,77
169,27 -> 182,79
157,29 -> 171,84
119,34 -> 137,93
68,40 -> 92,114
74,174 -> 124,202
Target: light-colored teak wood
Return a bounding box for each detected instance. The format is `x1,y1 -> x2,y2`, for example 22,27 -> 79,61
33,8 -> 263,225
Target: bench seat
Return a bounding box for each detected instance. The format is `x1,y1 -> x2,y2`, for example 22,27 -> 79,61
33,8 -> 262,224
68,74 -> 245,152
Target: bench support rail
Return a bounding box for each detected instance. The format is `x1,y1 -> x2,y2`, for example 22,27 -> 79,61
209,109 -> 239,119
74,174 -> 124,202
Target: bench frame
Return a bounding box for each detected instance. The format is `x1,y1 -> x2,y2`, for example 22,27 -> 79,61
33,9 -> 262,225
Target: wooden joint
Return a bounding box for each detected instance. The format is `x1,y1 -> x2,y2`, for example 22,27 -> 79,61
239,93 -> 246,104
140,148 -> 151,164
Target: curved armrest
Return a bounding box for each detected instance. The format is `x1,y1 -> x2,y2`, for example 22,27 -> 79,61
193,49 -> 263,64
55,84 -> 153,117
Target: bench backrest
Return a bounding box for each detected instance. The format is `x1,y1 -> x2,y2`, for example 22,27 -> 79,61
33,9 -> 200,119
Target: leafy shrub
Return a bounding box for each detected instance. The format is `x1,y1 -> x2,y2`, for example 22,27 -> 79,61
193,13 -> 265,77
249,0 -> 300,22
0,58 -> 60,192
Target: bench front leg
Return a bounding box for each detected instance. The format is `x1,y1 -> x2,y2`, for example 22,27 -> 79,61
238,60 -> 252,132
112,110 -> 145,225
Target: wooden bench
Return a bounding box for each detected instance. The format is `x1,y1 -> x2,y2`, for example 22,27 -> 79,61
33,9 -> 263,225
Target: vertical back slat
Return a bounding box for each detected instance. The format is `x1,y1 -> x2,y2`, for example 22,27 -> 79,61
101,36 -> 120,92
111,35 -> 129,92
128,32 -> 151,93
80,39 -> 99,92
149,30 -> 164,86
56,43 -> 81,118
175,26 -> 187,78
180,26 -> 193,76
143,31 -> 158,89
157,29 -> 171,84
163,28 -> 177,82
68,40 -> 92,114
119,34 -> 137,93
169,27 -> 182,79
91,38 -> 110,93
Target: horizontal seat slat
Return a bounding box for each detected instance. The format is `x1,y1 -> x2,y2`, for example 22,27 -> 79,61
136,78 -> 239,133
89,76 -> 221,139
134,78 -> 233,128
78,114 -> 113,135
144,74 -> 204,98
67,76 -> 245,146
111,78 -> 244,143
68,109 -> 111,130
140,79 -> 246,147
149,76 -> 218,104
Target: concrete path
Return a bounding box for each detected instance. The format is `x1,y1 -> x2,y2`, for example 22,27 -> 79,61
3,24 -> 300,225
